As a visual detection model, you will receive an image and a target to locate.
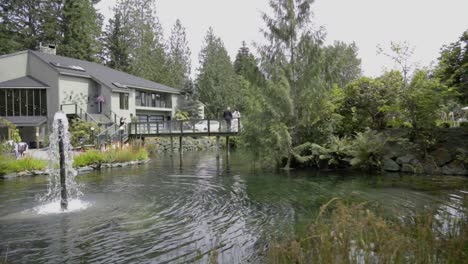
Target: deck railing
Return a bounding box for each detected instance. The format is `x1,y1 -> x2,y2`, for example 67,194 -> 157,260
128,118 -> 241,136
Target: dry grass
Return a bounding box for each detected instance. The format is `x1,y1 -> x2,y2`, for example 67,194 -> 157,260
268,199 -> 468,263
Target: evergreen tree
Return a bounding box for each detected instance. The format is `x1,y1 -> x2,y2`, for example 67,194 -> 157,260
0,0 -> 42,53
234,41 -> 264,87
59,0 -> 102,61
196,27 -> 240,118
167,19 -> 191,89
436,30 -> 468,104
103,11 -> 130,72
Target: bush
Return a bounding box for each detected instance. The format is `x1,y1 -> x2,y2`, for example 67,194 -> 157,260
0,155 -> 47,175
73,147 -> 148,167
348,129 -> 386,171
460,121 -> 468,127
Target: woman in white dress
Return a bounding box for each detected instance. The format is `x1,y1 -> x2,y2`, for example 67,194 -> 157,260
232,110 -> 241,132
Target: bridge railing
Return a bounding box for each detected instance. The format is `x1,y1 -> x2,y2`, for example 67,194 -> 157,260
128,118 -> 241,135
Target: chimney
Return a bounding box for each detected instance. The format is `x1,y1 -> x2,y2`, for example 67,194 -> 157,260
39,42 -> 56,55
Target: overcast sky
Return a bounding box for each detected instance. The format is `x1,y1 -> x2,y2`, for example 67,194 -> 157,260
96,0 -> 468,78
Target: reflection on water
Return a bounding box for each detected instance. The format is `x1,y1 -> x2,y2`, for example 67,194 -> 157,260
0,151 -> 467,263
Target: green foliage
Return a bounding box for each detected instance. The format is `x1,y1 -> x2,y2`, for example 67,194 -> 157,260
103,11 -> 130,71
69,119 -> 99,147
58,0 -> 102,61
0,117 -> 21,143
174,110 -> 189,120
435,30 -> 468,104
196,27 -> 240,118
268,200 -> 468,263
348,129 -> 386,170
73,147 -> 148,167
234,41 -> 265,88
0,155 -> 47,175
166,19 -> 191,89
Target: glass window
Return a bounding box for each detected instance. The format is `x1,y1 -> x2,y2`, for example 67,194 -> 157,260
20,90 -> 28,116
34,89 -> 41,116
40,89 -> 47,115
0,90 -> 5,116
13,89 -> 20,116
120,93 -> 129,110
6,90 -> 13,116
140,92 -> 146,106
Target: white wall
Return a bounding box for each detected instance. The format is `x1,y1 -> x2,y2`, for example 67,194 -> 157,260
59,75 -> 98,114
28,52 -> 60,122
0,52 -> 28,82
110,91 -> 133,121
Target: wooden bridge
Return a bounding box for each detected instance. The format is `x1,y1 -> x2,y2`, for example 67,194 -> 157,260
127,118 -> 241,138
126,119 -> 241,156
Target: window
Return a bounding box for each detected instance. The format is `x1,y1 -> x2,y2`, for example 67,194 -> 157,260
140,92 -> 146,106
120,93 -> 129,110
0,89 -> 46,116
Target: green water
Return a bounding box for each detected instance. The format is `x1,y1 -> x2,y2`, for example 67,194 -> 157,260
0,152 -> 467,263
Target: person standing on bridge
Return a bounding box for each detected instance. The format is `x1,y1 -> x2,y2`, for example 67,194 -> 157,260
223,107 -> 233,132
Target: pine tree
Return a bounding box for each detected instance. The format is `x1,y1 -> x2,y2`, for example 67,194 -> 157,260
0,0 -> 42,53
196,27 -> 240,118
103,11 -> 130,72
234,41 -> 264,87
59,0 -> 102,61
167,19 -> 191,89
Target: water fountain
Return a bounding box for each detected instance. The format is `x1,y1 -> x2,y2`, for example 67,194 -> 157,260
39,111 -> 84,212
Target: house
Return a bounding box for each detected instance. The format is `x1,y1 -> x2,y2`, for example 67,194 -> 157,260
0,47 -> 181,147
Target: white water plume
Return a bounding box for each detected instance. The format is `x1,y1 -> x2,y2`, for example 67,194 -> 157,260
40,112 -> 82,204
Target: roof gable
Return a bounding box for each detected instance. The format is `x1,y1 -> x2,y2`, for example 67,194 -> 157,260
0,76 -> 49,88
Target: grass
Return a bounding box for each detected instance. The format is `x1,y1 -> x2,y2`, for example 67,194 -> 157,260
267,199 -> 468,263
0,155 -> 47,175
73,146 -> 149,167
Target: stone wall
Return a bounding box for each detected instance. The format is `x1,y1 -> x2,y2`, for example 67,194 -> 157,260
382,128 -> 468,175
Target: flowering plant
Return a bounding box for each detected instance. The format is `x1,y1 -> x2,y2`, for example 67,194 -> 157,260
96,95 -> 105,103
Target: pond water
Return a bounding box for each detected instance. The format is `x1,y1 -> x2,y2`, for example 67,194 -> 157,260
0,152 -> 467,263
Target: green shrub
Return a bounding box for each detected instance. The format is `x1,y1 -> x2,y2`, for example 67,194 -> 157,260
460,121 -> 468,127
0,155 -> 47,175
73,150 -> 105,167
348,129 -> 386,171
73,147 -> 149,167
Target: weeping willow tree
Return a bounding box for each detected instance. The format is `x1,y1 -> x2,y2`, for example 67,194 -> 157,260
243,0 -> 331,168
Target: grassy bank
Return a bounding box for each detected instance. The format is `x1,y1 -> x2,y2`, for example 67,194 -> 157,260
0,156 -> 47,175
268,199 -> 467,263
73,147 -> 148,167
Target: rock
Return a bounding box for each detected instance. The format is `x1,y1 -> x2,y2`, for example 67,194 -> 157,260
401,164 -> 415,173
101,163 -> 111,168
430,148 -> 452,166
78,166 -> 94,172
383,158 -> 400,172
421,157 -> 441,175
396,154 -> 416,165
1,173 -> 18,179
442,160 -> 467,175
31,170 -> 45,175
17,171 -> 30,177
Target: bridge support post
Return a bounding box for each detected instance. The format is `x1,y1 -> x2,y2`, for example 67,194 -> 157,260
216,136 -> 220,159
179,136 -> 183,153
170,136 -> 174,156
226,136 -> 230,159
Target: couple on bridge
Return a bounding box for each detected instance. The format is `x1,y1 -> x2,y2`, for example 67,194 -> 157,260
223,107 -> 241,132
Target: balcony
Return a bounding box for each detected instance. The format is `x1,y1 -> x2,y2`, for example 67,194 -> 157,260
135,90 -> 172,111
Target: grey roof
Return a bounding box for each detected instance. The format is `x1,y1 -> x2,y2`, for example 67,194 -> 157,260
2,116 -> 47,127
30,50 -> 180,94
0,76 -> 49,88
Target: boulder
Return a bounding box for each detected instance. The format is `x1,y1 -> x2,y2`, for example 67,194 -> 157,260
430,148 -> 452,167
401,164 -> 415,173
78,166 -> 94,172
383,158 -> 400,172
396,154 -> 416,165
421,157 -> 441,175
17,171 -> 31,177
442,160 -> 467,175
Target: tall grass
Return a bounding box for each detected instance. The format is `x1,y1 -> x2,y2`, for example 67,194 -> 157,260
73,147 -> 148,167
0,156 -> 47,175
268,199 -> 467,263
